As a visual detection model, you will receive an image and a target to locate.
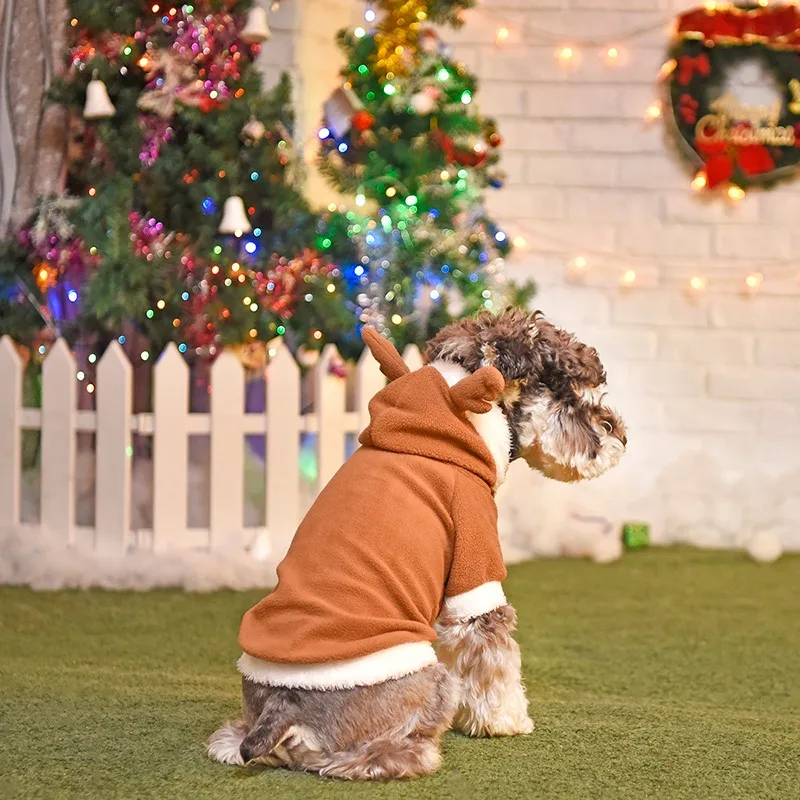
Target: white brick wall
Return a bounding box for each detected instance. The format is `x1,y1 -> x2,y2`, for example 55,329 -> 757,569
453,0 -> 800,549
280,0 -> 800,551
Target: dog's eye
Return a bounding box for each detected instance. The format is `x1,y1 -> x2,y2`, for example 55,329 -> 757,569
602,420 -> 613,434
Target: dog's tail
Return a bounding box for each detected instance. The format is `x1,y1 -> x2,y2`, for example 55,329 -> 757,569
238,696 -> 296,764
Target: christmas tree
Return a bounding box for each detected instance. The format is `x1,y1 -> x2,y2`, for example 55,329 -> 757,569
313,0 -> 534,358
0,0 -> 342,362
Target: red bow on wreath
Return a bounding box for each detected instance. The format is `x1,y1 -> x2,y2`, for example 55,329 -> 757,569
677,53 -> 710,86
696,126 -> 775,188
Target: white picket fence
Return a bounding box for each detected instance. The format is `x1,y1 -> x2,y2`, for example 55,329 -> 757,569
0,335 -> 424,562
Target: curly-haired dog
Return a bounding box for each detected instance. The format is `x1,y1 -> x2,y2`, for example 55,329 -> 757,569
208,310 -> 626,780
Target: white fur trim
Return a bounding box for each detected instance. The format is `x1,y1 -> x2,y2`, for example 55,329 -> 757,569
237,641 -> 437,690
444,581 -> 507,621
431,360 -> 511,487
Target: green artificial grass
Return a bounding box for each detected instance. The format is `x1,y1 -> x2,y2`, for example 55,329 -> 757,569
1,549 -> 800,800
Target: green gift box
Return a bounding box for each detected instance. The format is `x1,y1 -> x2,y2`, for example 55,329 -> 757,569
622,522 -> 650,550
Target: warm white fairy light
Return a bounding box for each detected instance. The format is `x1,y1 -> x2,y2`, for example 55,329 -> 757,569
621,269 -> 637,286
512,235 -> 527,248
645,101 -> 662,121
605,46 -> 620,64
496,26 -> 510,45
744,272 -> 764,293
689,276 -> 707,293
573,255 -> 588,270
728,185 -> 746,201
659,59 -> 677,80
692,171 -> 708,192
557,46 -> 575,63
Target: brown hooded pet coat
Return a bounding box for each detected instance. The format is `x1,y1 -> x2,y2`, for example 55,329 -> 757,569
238,328 -> 509,690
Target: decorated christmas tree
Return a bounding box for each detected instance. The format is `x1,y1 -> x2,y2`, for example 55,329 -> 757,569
313,0 -> 534,357
0,0 -> 342,362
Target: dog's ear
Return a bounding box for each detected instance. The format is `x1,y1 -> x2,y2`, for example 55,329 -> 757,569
449,366 -> 505,414
362,327 -> 410,382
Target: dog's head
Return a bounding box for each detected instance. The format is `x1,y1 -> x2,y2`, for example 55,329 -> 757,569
424,309 -> 626,482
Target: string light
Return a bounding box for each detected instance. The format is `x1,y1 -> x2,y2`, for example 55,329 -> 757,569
645,101 -> 662,121
86,383 -> 95,394
354,26 -> 366,38
691,171 -> 708,192
621,269 -> 637,286
355,192 -> 366,206
496,26 -> 509,45
557,46 -> 575,63
573,256 -> 588,270
513,235 -> 527,248
728,185 -> 746,201
689,276 -> 707,293
605,46 -> 620,63
391,314 -> 403,324
385,186 -> 397,197
744,272 -> 764,293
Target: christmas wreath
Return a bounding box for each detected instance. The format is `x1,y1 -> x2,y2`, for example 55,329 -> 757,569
664,3 -> 800,192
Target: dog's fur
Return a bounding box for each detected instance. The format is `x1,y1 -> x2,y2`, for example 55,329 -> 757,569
208,309 -> 626,780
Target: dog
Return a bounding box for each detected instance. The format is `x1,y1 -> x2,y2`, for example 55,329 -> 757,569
208,309 -> 626,780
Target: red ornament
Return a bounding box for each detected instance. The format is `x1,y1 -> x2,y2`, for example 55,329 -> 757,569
351,110 -> 375,132
488,132 -> 502,148
433,129 -> 487,167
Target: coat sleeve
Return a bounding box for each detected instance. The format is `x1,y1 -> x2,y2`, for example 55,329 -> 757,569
442,473 -> 508,621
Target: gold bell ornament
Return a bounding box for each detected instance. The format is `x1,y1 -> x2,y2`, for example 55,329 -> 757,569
241,6 -> 272,44
83,78 -> 115,119
218,196 -> 252,236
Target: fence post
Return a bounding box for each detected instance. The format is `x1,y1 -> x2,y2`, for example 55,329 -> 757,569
402,344 -> 424,372
41,339 -> 76,545
210,351 -> 245,550
0,337 -> 22,529
356,340 -> 385,434
153,343 -> 188,551
315,345 -> 347,490
266,342 -> 300,559
95,341 -> 132,554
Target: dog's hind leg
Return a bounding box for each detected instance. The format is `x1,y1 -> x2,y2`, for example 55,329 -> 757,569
291,664 -> 456,780
436,604 -> 534,738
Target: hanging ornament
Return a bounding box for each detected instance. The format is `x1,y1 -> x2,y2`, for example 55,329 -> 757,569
487,168 -> 505,189
218,196 -> 252,236
83,78 -> 116,119
410,85 -> 439,114
351,109 -> 376,132
432,129 -> 487,167
323,86 -> 370,139
241,116 -> 267,144
137,50 -> 197,118
418,28 -> 440,54
241,6 -> 272,44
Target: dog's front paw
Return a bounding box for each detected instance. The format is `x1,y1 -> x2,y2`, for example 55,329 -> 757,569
515,716 -> 535,735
